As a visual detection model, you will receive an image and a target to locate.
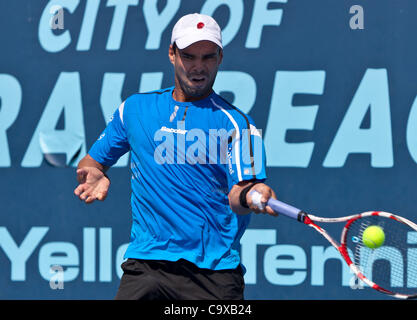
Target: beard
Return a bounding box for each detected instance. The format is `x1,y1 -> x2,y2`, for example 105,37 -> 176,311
175,69 -> 217,99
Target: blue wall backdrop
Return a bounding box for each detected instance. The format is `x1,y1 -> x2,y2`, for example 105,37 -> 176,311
1,0 -> 417,300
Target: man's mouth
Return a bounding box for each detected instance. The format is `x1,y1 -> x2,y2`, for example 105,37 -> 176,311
190,76 -> 206,84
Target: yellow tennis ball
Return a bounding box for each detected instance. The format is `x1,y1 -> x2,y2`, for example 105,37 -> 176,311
362,225 -> 385,249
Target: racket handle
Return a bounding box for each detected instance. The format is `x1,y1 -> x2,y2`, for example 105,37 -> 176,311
250,190 -> 307,222
268,198 -> 307,222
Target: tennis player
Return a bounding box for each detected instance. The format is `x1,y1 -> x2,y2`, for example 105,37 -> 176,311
74,13 -> 277,300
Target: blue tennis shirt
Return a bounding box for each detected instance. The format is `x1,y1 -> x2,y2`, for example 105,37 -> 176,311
89,86 -> 267,270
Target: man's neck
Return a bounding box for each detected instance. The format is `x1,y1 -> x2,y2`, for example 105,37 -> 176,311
172,87 -> 213,102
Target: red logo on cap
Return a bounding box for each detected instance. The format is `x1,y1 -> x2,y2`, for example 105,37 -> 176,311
197,22 -> 204,29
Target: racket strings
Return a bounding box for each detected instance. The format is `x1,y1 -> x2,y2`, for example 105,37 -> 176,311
347,216 -> 417,295
352,221 -> 372,266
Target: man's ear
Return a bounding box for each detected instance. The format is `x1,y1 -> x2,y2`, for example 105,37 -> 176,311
168,44 -> 176,65
218,48 -> 223,65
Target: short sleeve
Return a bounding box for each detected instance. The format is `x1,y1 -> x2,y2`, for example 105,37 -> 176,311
88,103 -> 130,167
226,117 -> 267,192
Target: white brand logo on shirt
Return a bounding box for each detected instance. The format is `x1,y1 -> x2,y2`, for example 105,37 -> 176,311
160,126 -> 188,135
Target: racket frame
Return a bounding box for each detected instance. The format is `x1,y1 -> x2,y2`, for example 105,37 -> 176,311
253,191 -> 417,299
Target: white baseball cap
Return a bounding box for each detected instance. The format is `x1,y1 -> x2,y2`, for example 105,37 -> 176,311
171,13 -> 222,50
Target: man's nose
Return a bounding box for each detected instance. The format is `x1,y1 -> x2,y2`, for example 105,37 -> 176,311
192,58 -> 205,73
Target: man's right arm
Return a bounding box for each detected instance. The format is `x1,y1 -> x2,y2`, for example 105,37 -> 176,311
77,154 -> 109,173
74,155 -> 111,204
74,101 -> 130,204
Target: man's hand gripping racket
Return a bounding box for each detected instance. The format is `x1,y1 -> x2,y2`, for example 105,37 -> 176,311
251,190 -> 417,299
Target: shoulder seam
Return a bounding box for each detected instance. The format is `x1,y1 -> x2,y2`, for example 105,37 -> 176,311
216,95 -> 251,126
135,88 -> 171,95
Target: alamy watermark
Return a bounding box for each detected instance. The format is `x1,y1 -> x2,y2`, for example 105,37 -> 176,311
152,121 -> 264,175
49,265 -> 64,290
349,5 -> 364,30
349,267 -> 365,290
50,5 -> 64,30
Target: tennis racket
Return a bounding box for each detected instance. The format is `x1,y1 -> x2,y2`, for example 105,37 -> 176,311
250,190 -> 417,299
